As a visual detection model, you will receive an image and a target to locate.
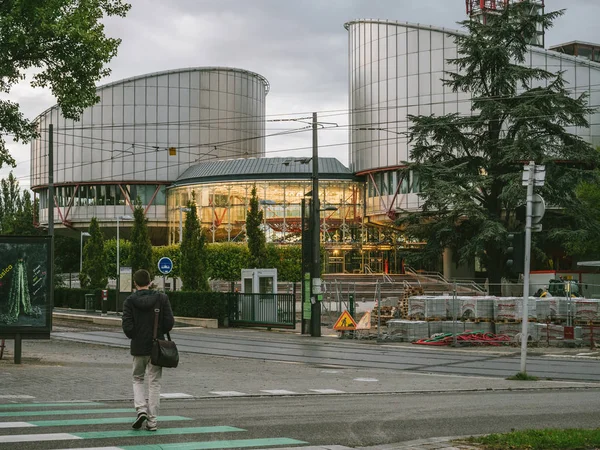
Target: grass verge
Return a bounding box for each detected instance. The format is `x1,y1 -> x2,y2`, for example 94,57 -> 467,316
464,428 -> 600,449
506,371 -> 539,381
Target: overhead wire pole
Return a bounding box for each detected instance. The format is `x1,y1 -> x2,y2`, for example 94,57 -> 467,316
45,124 -> 55,365
310,112 -> 321,337
520,161 -> 535,374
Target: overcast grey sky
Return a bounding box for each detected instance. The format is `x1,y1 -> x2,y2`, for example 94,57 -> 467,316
3,0 -> 599,188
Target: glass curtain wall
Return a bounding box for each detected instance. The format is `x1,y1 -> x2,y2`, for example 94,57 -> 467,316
167,180 -> 363,246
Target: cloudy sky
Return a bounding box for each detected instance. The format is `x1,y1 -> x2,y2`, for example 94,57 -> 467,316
3,0 -> 599,189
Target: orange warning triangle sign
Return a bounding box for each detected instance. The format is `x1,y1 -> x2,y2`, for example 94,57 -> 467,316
333,310 -> 357,331
356,311 -> 371,330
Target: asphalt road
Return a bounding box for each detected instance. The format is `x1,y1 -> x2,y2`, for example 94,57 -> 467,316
53,327 -> 600,382
1,390 -> 599,450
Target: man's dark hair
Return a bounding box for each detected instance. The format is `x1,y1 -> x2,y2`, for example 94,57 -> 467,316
133,269 -> 151,287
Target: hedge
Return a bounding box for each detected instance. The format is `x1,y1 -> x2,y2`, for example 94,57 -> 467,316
53,288 -> 231,326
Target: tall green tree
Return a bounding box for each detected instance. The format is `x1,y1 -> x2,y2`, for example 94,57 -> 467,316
80,217 -> 107,289
398,2 -> 600,293
246,184 -> 268,268
54,235 -> 79,274
103,238 -> 131,279
0,171 -> 40,235
12,190 -> 39,235
180,193 -> 208,291
130,197 -> 153,276
0,0 -> 130,168
0,171 -> 21,233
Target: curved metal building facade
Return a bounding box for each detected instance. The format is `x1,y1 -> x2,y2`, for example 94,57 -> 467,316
31,67 -> 269,242
346,20 -> 600,226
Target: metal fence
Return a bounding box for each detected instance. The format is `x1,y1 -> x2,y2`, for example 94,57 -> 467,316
227,293 -> 296,329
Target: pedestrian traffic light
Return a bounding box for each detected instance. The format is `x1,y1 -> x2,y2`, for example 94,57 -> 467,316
506,232 -> 525,273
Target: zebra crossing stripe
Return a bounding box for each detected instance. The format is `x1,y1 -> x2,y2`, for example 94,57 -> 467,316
0,422 -> 34,428
121,437 -> 308,449
260,390 -> 298,395
210,391 -> 247,396
0,408 -> 131,418
74,426 -> 244,440
0,426 -> 245,443
0,433 -> 81,443
310,389 -> 346,394
0,402 -> 102,409
0,416 -> 191,428
0,395 -> 35,399
60,437 -> 309,450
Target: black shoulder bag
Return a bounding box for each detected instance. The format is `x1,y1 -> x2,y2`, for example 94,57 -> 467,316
151,294 -> 179,368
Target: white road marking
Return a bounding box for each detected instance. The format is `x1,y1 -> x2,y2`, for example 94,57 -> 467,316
0,422 -> 35,428
210,391 -> 247,396
354,377 -> 378,382
310,389 -> 346,394
0,433 -> 81,443
0,395 -> 34,399
160,393 -> 193,399
58,448 -> 122,450
320,370 -> 340,374
260,390 -> 298,395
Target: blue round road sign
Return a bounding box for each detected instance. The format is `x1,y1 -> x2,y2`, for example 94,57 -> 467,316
157,257 -> 173,275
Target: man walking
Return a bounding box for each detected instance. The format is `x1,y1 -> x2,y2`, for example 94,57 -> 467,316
122,269 -> 174,431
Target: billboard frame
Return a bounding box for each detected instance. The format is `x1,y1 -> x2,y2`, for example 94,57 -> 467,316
0,235 -> 52,340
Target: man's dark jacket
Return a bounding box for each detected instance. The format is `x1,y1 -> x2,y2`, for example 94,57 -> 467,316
122,290 -> 175,356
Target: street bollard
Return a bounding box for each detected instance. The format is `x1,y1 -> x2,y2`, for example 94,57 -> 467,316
101,289 -> 108,316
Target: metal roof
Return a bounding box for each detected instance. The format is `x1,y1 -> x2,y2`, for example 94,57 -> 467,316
173,157 -> 355,186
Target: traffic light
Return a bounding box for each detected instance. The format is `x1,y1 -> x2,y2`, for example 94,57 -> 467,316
506,232 -> 525,273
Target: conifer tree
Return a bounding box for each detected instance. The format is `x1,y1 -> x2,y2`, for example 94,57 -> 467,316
180,193 -> 208,291
246,185 -> 268,268
80,218 -> 107,289
130,197 -> 153,277
399,2 -> 600,293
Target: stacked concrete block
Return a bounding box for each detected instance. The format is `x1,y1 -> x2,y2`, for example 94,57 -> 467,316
574,299 -> 600,322
580,325 -> 598,346
493,297 -> 537,321
408,296 -> 447,320
441,320 -> 465,334
386,319 -> 429,342
474,297 -> 495,320
495,322 -> 539,341
534,323 -> 565,343
464,321 -> 494,334
428,321 -> 444,337
445,296 -> 495,320
535,298 -> 569,321
457,296 -> 478,320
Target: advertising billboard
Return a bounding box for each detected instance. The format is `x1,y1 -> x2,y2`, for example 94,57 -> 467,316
0,236 -> 52,339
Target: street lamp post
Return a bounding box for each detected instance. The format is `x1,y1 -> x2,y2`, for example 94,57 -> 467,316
178,207 -> 191,244
116,215 -> 133,314
310,112 -> 321,337
80,231 -> 91,273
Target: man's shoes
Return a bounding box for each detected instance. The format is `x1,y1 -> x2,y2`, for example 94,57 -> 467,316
145,423 -> 158,431
132,412 -> 148,430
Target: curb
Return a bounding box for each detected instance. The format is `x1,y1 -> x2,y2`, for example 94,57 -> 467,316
52,311 -> 218,329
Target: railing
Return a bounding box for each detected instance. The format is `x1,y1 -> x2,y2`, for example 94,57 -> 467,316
404,265 -> 486,294
227,293 -> 296,329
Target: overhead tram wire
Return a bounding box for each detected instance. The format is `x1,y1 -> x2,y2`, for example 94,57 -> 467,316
21,125 -> 590,187
32,81 -> 600,132
16,108 -> 599,183
23,104 -> 600,163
